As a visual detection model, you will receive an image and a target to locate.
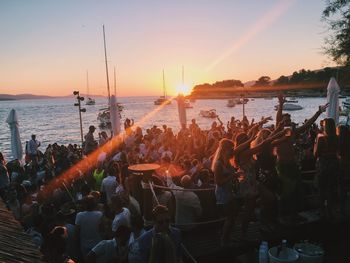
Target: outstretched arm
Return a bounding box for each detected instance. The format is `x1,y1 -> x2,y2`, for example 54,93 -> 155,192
296,104 -> 328,135
217,116 -> 223,126
249,129 -> 286,155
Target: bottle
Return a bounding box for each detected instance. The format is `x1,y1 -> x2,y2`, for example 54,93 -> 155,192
259,241 -> 268,263
281,239 -> 288,258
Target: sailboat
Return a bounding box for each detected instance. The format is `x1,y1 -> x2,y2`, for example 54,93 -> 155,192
154,69 -> 171,105
85,71 -> 96,105
97,26 -> 122,128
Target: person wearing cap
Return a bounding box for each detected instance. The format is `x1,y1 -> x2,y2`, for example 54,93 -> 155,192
137,205 -> 182,263
84,125 -> 98,155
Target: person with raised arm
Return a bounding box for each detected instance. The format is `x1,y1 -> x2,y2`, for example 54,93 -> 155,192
275,94 -> 329,220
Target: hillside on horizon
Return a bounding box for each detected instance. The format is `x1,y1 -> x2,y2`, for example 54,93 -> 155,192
0,93 -> 107,101
191,66 -> 350,98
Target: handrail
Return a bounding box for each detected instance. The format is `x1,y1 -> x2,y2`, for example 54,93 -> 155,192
152,183 -> 215,192
301,170 -> 316,174
181,243 -> 198,263
172,217 -> 226,227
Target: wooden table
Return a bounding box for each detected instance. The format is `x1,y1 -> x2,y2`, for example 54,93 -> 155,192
128,163 -> 160,173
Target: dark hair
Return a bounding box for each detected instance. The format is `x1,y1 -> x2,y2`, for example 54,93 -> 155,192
110,194 -> 123,209
106,161 -> 119,176
84,195 -> 97,211
131,215 -> 144,229
152,205 -> 169,219
338,125 -> 350,158
235,132 -> 248,147
114,225 -> 131,239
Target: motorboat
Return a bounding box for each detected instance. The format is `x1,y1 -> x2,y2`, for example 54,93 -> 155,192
184,99 -> 193,108
235,98 -> 248,104
154,96 -> 171,105
97,104 -> 123,127
154,70 -> 171,105
86,97 -> 96,105
200,109 -> 218,118
85,71 -> 95,105
340,107 -> 350,116
97,108 -> 111,127
342,98 -> 350,108
274,103 -> 303,111
285,97 -> 298,103
227,99 -> 236,107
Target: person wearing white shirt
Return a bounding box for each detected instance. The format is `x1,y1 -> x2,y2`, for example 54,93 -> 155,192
166,174 -> 202,226
101,162 -> 119,203
75,195 -> 103,261
27,134 -> 41,167
110,194 -> 131,233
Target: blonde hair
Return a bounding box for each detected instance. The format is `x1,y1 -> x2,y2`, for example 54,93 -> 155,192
211,138 -> 234,171
250,129 -> 271,148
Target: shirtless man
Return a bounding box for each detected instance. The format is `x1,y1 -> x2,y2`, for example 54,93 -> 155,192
274,94 -> 328,218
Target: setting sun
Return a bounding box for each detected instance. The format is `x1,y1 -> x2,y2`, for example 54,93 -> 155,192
176,84 -> 192,96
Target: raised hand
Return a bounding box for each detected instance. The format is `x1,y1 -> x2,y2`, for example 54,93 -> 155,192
318,103 -> 329,113
278,94 -> 286,105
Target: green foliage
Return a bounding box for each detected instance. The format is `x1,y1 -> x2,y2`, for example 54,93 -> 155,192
323,0 -> 350,65
253,76 -> 271,87
193,79 -> 243,91
274,67 -> 349,86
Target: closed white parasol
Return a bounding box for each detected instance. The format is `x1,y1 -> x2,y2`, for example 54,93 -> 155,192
110,95 -> 121,136
6,109 -> 23,160
326,77 -> 340,124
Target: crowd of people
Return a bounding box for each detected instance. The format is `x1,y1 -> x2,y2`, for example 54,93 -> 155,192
0,95 -> 349,262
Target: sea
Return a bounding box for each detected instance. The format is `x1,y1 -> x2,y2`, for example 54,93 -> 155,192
0,96 -> 348,160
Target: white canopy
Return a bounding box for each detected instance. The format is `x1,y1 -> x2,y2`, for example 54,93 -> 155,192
326,77 -> 340,124
110,95 -> 121,136
6,109 -> 23,160
177,95 -> 187,129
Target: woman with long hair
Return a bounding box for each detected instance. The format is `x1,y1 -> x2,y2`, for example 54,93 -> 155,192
251,128 -> 280,229
212,138 -> 239,245
314,118 -> 339,219
233,126 -> 285,238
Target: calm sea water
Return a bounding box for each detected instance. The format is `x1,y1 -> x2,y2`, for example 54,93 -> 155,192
0,96 -> 346,160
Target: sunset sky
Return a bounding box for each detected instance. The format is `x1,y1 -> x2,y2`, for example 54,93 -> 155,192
0,0 -> 333,97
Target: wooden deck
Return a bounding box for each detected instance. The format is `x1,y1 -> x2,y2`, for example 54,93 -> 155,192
0,199 -> 43,263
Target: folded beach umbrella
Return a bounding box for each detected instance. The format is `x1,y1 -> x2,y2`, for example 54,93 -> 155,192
110,95 -> 121,136
326,77 -> 340,124
6,109 -> 23,160
177,94 -> 187,129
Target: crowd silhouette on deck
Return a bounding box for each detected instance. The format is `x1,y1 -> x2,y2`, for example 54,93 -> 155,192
0,95 -> 349,262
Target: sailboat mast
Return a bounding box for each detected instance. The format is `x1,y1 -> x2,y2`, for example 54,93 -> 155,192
113,66 -> 117,96
103,25 -> 111,104
182,65 -> 184,85
86,70 -> 89,97
163,69 -> 166,98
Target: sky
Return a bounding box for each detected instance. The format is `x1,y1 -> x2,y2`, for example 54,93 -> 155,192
0,0 -> 334,97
